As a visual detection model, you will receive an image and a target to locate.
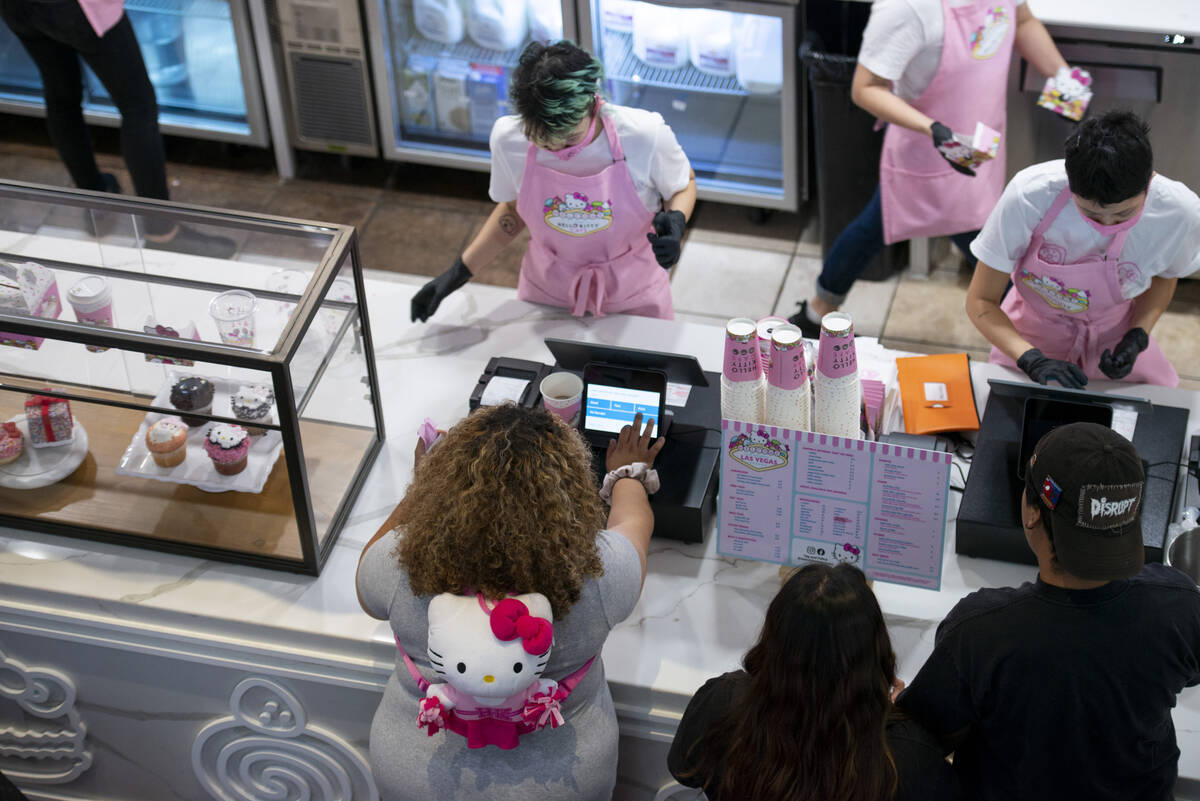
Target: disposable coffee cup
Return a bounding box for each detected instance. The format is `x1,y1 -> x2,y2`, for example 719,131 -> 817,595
67,275 -> 113,353
540,372 -> 583,425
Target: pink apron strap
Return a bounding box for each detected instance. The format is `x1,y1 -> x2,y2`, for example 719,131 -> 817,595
1032,187 -> 1075,240
595,99 -> 625,162
395,635 -> 431,693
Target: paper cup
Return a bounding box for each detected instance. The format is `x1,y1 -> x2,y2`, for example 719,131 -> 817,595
540,372 -> 583,425
67,275 -> 113,353
765,323 -> 810,430
813,312 -> 861,439
209,290 -> 257,348
756,315 -> 788,372
723,318 -> 762,382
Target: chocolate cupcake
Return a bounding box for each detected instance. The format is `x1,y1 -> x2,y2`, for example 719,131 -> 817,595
169,377 -> 214,426
230,384 -> 274,437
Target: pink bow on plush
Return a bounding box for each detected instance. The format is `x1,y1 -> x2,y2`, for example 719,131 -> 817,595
523,693 -> 565,730
417,696 -> 446,736
490,598 -> 554,655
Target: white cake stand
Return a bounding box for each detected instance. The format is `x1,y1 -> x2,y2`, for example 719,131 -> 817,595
0,417 -> 89,490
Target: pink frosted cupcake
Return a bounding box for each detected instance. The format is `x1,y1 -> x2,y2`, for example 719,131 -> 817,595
0,421 -> 23,466
145,418 -> 188,467
203,423 -> 250,476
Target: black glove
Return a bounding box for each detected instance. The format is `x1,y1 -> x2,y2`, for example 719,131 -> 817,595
1098,327 -> 1149,380
930,121 -> 976,177
411,257 -> 472,322
1017,348 -> 1088,389
647,210 -> 686,268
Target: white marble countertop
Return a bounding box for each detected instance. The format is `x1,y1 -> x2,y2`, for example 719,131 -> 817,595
0,274 -> 1196,783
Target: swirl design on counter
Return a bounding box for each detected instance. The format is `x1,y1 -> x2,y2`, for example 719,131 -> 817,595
0,644 -> 93,783
192,677 -> 378,801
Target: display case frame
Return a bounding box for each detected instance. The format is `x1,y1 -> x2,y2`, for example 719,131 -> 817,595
0,179 -> 386,575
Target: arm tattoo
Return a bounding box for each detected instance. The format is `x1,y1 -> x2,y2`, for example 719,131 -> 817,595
498,214 -> 518,236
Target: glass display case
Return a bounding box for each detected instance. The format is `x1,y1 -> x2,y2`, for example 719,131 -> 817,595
0,0 -> 268,145
0,180 -> 385,574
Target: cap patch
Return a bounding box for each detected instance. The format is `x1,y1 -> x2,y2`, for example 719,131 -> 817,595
1040,476 -> 1062,509
1076,482 -> 1141,529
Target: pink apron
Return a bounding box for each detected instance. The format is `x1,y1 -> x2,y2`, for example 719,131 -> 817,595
515,104 -> 674,320
989,185 -> 1178,387
78,0 -> 124,37
879,0 -> 1015,245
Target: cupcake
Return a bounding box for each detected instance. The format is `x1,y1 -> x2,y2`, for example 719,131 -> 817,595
169,377 -> 214,427
203,423 -> 250,476
0,421 -> 23,466
230,384 -> 274,437
145,418 -> 188,468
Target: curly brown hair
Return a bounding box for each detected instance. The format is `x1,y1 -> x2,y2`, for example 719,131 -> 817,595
395,403 -> 606,618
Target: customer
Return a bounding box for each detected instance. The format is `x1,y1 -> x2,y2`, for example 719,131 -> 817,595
0,0 -> 234,257
966,111 -> 1200,388
668,563 -> 962,801
788,0 -> 1071,336
898,422 -> 1200,801
356,405 -> 662,800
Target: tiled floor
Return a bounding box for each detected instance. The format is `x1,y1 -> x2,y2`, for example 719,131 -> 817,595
3,116 -> 1199,388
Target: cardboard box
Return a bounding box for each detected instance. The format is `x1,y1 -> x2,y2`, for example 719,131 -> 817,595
1038,66 -> 1093,122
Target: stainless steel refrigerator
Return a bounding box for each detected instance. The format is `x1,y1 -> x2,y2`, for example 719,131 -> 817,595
364,0 -> 803,210
0,0 -> 269,146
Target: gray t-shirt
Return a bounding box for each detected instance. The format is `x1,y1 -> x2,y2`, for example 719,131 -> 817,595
357,528 -> 642,801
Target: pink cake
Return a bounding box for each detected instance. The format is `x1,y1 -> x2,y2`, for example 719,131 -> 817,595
202,423 -> 250,476
0,421 -> 23,465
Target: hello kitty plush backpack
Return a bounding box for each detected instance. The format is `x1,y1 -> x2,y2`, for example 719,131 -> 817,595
394,592 -> 594,750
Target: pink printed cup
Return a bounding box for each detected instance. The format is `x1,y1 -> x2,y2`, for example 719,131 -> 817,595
767,323 -> 807,390
756,315 -> 788,371
540,372 -> 583,425
723,317 -> 762,382
67,275 -> 113,353
817,312 -> 857,379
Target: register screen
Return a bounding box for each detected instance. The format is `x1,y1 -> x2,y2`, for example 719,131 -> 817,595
585,384 -> 660,437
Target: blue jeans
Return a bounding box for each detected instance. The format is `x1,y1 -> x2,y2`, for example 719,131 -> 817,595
815,186 -> 979,305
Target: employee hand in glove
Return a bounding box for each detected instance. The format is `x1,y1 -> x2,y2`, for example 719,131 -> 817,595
1017,348 -> 1088,389
1098,327 -> 1149,380
411,257 -> 472,322
930,121 -> 976,177
647,209 -> 687,269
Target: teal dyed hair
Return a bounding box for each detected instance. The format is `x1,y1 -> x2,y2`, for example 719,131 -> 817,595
511,41 -> 605,144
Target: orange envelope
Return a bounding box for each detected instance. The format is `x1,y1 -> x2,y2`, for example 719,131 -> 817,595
896,353 -> 979,434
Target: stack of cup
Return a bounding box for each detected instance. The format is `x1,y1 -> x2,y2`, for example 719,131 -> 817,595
67,275 -> 114,353
755,315 -> 788,374
721,317 -> 765,423
764,323 -> 810,430
812,311 -> 861,439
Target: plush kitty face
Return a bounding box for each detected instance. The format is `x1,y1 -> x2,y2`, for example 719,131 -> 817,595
427,592 -> 554,703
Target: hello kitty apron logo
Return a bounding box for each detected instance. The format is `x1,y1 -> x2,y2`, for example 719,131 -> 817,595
1036,243 -> 1067,265
543,192 -> 613,237
969,5 -> 1010,60
1019,269 -> 1090,313
1116,261 -> 1143,290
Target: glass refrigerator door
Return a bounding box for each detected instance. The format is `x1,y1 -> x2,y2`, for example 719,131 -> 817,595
582,0 -> 798,210
366,0 -> 574,169
0,0 -> 267,145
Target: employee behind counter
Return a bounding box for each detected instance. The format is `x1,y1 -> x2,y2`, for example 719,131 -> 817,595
411,40 -> 697,324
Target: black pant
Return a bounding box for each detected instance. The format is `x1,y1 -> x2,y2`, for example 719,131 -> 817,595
0,771 -> 28,801
0,0 -> 169,200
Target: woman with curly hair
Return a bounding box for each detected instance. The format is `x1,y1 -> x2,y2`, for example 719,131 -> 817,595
356,403 -> 662,800
668,563 -> 962,801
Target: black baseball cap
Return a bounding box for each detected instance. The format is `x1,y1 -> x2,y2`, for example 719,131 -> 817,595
1024,422 -> 1145,581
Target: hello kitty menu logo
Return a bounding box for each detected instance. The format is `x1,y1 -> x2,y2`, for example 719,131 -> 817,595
543,192 -> 613,237
728,429 -> 789,472
1019,270 -> 1090,313
970,5 -> 1010,60
833,543 -> 861,565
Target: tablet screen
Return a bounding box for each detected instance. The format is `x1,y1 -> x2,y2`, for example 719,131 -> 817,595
584,384 -> 662,437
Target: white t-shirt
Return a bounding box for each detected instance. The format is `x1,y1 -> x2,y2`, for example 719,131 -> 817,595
971,160 -> 1200,298
488,103 -> 692,214
858,0 -> 1025,102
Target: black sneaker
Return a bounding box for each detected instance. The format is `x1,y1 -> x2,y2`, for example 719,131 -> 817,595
145,225 -> 237,260
787,300 -> 823,339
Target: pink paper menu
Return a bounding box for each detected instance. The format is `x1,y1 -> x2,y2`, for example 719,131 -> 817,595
719,420 -> 951,590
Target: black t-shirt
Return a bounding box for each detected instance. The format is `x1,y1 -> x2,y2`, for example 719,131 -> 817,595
667,670 -> 963,801
897,563 -> 1200,801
